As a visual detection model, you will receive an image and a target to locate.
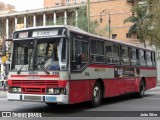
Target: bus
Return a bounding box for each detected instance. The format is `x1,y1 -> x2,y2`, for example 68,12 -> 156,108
7,25 -> 157,107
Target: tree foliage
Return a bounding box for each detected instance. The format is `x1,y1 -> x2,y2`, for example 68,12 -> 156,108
147,0 -> 160,48
57,7 -> 99,34
124,2 -> 151,48
124,0 -> 160,48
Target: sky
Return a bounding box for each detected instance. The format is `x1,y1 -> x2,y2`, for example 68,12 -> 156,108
0,0 -> 44,11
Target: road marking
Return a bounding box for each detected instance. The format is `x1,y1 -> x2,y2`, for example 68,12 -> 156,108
0,98 -> 7,101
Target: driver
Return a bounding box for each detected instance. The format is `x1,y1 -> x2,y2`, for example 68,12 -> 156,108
44,49 -> 59,70
45,59 -> 59,70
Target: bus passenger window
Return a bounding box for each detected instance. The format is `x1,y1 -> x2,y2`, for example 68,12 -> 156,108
130,48 -> 137,66
72,39 -> 89,70
105,41 -> 120,64
139,50 -> 146,66
90,39 -> 105,63
146,51 -> 152,67
120,45 -> 130,65
152,52 -> 156,67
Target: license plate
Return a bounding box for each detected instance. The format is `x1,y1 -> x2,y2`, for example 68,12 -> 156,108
45,96 -> 57,102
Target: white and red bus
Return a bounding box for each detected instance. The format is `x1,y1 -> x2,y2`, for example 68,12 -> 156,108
7,25 -> 157,107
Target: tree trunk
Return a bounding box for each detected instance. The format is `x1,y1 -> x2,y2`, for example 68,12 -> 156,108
143,39 -> 146,48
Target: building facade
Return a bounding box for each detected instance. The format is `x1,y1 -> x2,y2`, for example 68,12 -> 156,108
44,0 -> 138,43
0,0 -> 140,44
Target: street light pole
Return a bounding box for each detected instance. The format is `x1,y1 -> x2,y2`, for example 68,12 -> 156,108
100,9 -> 111,38
87,0 -> 90,33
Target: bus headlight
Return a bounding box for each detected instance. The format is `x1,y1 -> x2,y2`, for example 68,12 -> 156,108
54,88 -> 60,94
10,87 -> 22,93
47,88 -> 54,94
47,88 -> 66,95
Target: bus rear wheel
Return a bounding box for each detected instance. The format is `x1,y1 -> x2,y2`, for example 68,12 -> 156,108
136,81 -> 146,98
91,82 -> 102,107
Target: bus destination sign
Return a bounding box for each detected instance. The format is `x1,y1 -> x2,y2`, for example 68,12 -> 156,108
19,32 -> 28,38
32,30 -> 58,37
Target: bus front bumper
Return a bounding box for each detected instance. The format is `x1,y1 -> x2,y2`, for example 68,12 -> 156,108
7,93 -> 69,104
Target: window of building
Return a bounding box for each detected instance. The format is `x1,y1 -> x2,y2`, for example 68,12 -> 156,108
66,0 -> 70,4
112,34 -> 117,39
80,0 -> 85,3
126,33 -> 131,38
73,0 -> 78,4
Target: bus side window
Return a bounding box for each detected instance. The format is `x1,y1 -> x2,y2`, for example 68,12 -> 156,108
136,49 -> 139,66
72,38 -> 89,71
130,48 -> 137,66
120,45 -> 130,65
146,51 -> 152,67
90,39 -> 105,63
139,49 -> 146,67
152,52 -> 156,67
105,41 -> 112,64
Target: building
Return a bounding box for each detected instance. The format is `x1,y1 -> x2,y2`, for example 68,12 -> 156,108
44,0 -> 139,43
44,0 -> 86,7
0,2 -> 15,45
0,0 -> 139,43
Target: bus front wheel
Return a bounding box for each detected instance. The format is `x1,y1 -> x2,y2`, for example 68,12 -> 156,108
91,82 -> 102,107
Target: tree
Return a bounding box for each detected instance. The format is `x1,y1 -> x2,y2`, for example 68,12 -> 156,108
124,2 -> 151,48
147,0 -> 160,48
66,7 -> 99,34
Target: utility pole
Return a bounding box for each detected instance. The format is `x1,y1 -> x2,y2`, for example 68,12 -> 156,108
87,0 -> 90,33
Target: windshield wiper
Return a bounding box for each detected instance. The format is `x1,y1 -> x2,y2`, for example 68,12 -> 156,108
17,65 -> 24,75
39,63 -> 50,75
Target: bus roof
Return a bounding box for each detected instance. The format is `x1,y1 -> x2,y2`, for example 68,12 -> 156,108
14,25 -> 155,52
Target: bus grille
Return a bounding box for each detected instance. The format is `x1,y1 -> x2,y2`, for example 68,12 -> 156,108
11,80 -> 58,87
22,87 -> 45,94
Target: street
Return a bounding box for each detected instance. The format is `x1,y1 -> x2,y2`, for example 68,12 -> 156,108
0,86 -> 160,120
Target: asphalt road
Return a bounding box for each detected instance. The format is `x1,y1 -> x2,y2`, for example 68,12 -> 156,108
0,86 -> 160,120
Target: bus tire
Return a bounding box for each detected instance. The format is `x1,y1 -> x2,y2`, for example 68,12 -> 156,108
91,82 -> 102,107
136,80 -> 146,98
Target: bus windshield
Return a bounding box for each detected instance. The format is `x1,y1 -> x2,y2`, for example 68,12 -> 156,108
11,38 -> 67,72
